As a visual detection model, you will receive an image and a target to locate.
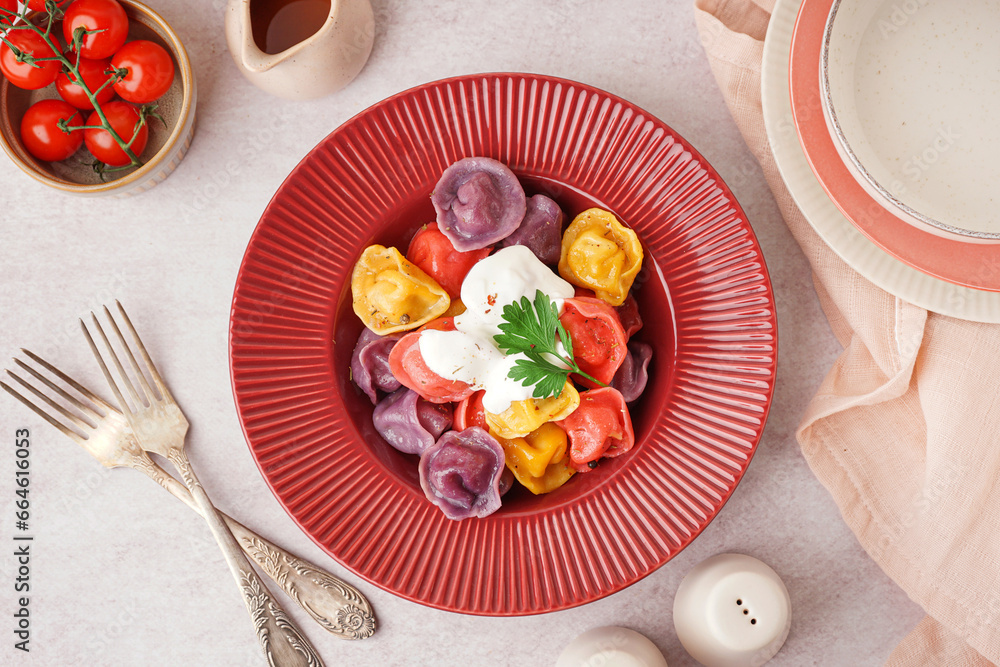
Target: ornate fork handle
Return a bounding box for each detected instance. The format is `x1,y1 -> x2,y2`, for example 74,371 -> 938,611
236,533 -> 375,640
166,447 -> 323,667
129,451 -> 375,639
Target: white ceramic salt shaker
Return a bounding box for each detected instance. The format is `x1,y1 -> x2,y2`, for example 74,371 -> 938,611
673,553 -> 790,667
556,626 -> 668,667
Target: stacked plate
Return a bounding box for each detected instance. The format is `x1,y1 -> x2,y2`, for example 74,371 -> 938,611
763,0 -> 1000,321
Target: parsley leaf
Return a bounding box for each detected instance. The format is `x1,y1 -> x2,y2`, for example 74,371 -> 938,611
493,290 -> 605,399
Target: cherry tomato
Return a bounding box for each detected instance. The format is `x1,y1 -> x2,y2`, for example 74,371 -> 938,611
62,0 -> 128,59
56,52 -> 115,109
26,0 -> 78,10
0,30 -> 61,90
0,0 -> 18,22
20,99 -> 84,162
84,100 -> 147,166
110,39 -> 173,103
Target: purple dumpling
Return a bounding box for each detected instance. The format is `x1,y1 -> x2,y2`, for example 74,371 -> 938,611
498,467 -> 515,497
373,388 -> 453,456
610,341 -> 653,403
351,327 -> 401,404
615,294 -> 643,339
418,427 -> 505,520
499,194 -> 564,265
431,157 -> 527,251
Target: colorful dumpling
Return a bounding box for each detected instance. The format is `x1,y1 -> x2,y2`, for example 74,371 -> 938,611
558,387 -> 634,472
442,299 -> 467,318
372,388 -> 453,456
418,316 -> 457,332
418,427 -> 506,520
499,194 -> 563,265
558,296 -> 628,388
615,294 -> 643,339
407,222 -> 492,299
351,245 -> 450,335
431,157 -> 527,251
498,422 -> 576,495
558,208 -> 643,306
498,467 -> 515,497
453,391 -> 487,431
485,381 -> 580,440
611,341 -> 653,403
387,331 -> 475,403
350,327 -> 401,404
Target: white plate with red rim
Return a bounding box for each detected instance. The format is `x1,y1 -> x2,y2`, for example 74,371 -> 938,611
821,0 -> 1000,242
762,0 -> 1000,322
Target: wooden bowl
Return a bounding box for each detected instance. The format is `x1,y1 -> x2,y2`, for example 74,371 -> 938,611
0,0 -> 196,196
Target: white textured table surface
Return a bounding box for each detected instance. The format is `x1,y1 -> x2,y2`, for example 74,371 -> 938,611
0,1 -> 923,665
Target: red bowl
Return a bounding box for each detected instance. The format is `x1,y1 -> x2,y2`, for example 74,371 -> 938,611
229,73 -> 777,615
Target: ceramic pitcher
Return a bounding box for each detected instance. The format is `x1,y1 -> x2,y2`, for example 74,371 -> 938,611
225,0 -> 374,101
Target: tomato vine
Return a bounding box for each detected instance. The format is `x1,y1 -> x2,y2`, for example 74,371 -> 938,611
0,0 -> 161,175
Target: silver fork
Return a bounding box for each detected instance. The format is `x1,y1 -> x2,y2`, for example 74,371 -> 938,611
0,350 -> 376,641
82,302 -> 325,667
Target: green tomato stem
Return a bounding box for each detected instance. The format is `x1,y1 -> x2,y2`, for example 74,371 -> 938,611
89,72 -> 116,97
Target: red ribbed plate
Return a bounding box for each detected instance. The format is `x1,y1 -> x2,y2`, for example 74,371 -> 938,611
229,73 -> 777,615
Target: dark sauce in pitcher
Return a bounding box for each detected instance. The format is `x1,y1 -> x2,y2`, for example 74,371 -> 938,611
250,0 -> 332,55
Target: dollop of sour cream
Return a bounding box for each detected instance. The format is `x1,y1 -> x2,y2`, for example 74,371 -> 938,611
418,245 -> 575,414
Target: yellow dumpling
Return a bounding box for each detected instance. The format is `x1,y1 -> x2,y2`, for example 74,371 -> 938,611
498,422 -> 576,495
485,381 -> 580,439
558,208 -> 643,306
442,298 -> 467,318
351,245 -> 450,334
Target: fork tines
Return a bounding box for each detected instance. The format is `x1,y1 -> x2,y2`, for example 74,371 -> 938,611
0,350 -> 112,443
81,301 -> 172,417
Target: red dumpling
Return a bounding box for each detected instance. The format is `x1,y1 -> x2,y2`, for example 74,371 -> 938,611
559,297 -> 628,388
388,331 -> 475,403
407,222 -> 492,299
558,387 -> 635,472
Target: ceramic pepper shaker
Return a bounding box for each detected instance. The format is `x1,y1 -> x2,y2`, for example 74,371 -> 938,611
673,553 -> 791,667
557,626 -> 669,667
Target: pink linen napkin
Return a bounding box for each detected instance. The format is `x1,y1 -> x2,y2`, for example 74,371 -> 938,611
692,0 -> 1000,664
